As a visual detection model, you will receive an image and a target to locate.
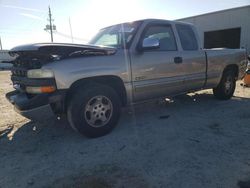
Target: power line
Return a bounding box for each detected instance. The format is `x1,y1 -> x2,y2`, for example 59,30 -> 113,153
55,31 -> 88,42
0,7 -> 48,49
0,11 -> 47,36
0,29 -> 38,34
2,5 -> 46,13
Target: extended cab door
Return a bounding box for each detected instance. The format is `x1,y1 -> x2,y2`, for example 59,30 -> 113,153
130,23 -> 187,102
175,24 -> 206,91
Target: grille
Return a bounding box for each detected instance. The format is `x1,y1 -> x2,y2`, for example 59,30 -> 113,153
12,67 -> 27,77
11,58 -> 42,77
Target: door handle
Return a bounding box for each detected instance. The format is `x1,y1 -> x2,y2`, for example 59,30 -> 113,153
174,57 -> 183,64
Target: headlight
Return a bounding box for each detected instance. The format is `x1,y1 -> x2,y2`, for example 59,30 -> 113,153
27,69 -> 54,78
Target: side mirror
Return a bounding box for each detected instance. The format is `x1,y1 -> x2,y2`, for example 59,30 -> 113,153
141,38 -> 160,51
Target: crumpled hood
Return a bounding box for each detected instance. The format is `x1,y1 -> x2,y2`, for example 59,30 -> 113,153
8,43 -> 117,70
9,43 -> 117,59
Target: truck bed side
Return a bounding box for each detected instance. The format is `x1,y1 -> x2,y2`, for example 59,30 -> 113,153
204,48 -> 246,88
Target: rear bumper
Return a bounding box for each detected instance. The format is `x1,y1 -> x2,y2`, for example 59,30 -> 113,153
6,90 -> 66,120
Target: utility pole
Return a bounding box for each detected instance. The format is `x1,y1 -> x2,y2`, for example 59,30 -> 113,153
0,37 -> 2,50
44,6 -> 56,42
48,6 -> 53,42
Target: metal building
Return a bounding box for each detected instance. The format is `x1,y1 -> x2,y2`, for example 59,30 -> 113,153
177,5 -> 250,54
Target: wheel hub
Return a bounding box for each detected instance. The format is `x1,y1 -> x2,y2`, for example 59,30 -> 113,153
224,76 -> 233,94
84,96 -> 113,128
225,81 -> 231,90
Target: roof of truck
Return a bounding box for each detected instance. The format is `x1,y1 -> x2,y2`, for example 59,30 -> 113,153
101,19 -> 194,30
136,18 -> 193,25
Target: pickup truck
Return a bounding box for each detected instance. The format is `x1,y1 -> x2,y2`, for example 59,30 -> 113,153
6,19 -> 247,137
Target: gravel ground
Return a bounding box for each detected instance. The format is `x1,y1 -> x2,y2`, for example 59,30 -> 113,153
1,71 -> 250,188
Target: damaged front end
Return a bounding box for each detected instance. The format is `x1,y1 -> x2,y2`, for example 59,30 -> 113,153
10,42 -> 116,71
9,43 -> 116,91
6,43 -> 116,119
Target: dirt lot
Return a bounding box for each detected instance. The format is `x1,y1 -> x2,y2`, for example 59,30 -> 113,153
1,71 -> 250,188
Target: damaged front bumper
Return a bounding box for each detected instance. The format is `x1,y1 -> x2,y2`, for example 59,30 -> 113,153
6,90 -> 65,120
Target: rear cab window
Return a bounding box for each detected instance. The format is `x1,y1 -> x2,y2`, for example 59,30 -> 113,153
176,24 -> 198,51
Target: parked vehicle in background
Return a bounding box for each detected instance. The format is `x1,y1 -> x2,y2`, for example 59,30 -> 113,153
6,19 -> 248,137
0,50 -> 14,70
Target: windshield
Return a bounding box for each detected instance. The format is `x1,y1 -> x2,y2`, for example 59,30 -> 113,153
89,21 -> 142,48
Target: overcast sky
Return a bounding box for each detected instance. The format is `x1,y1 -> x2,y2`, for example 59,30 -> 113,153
0,0 -> 249,49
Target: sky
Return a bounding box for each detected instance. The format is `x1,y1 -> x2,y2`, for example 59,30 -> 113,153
0,0 -> 249,49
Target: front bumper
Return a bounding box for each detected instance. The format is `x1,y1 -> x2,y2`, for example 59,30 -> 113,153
6,90 -> 65,120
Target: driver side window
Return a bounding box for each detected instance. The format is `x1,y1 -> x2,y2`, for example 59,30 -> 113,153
142,25 -> 177,51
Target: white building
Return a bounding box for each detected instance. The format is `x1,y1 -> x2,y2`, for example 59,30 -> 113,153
177,5 -> 250,54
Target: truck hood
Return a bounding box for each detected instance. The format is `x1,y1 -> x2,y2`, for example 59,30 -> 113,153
9,43 -> 117,60
8,43 -> 117,70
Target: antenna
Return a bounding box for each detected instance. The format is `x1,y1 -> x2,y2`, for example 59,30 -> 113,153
69,17 -> 74,43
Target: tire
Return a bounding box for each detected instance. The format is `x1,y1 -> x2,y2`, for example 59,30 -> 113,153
213,70 -> 236,100
67,84 -> 121,138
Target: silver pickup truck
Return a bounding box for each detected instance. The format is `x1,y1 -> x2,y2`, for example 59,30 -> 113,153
6,19 -> 247,137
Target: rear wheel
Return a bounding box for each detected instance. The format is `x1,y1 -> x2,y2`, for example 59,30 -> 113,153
67,84 -> 121,138
213,70 -> 236,100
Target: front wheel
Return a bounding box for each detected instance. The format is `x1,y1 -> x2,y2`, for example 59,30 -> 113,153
67,84 -> 121,138
213,70 -> 236,100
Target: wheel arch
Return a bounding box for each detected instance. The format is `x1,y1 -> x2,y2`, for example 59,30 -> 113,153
213,64 -> 238,100
223,64 -> 239,79
65,75 -> 127,109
